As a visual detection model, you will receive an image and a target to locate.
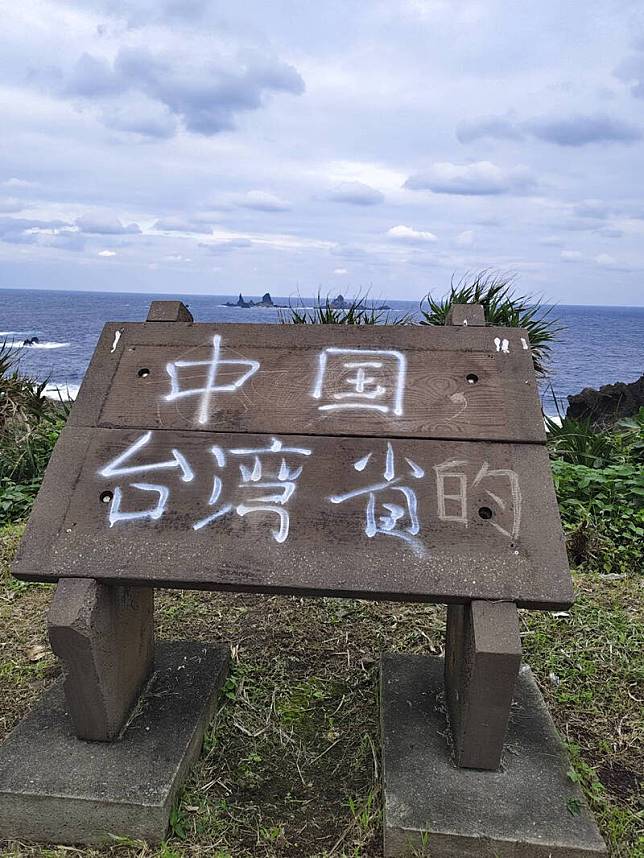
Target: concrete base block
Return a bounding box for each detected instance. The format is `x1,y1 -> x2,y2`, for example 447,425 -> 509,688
0,640 -> 229,846
381,654 -> 607,857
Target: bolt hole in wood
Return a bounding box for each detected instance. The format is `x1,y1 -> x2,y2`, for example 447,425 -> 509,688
478,506 -> 493,520
137,368 -> 150,378
466,373 -> 479,384
100,490 -> 113,504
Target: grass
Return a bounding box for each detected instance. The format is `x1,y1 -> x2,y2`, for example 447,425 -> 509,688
0,523 -> 642,857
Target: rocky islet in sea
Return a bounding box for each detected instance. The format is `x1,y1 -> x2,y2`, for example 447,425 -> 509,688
224,292 -> 285,308
224,292 -> 391,310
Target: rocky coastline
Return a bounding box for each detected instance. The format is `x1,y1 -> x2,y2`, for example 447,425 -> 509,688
566,374 -> 644,427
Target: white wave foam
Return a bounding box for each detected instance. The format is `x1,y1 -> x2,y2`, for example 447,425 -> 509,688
43,383 -> 79,401
543,415 -> 563,430
1,335 -> 68,349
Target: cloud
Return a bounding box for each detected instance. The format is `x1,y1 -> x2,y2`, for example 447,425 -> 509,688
76,213 -> 141,234
153,217 -> 212,234
330,244 -> 370,260
74,0 -> 211,27
203,238 -> 253,253
60,46 -> 305,137
327,181 -> 384,206
458,112 -> 641,146
44,231 -> 87,252
98,249 -> 117,256
572,199 -> 611,220
615,45 -> 644,99
101,95 -> 178,139
454,229 -> 474,247
65,53 -> 125,98
0,216 -> 69,246
561,250 -> 583,262
404,161 -> 534,195
236,191 -> 291,212
0,230 -> 39,246
0,198 -> 23,214
2,1 -> 643,306
456,115 -> 522,143
0,216 -> 86,251
528,114 -> 641,146
597,227 -> 623,239
2,178 -> 37,190
387,224 -> 438,243
594,253 -> 618,268
333,267 -> 348,274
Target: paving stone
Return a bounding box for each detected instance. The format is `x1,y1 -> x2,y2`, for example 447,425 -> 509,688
0,640 -> 229,846
381,653 -> 607,857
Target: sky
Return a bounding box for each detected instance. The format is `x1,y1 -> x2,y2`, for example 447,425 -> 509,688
1,1 -> 644,305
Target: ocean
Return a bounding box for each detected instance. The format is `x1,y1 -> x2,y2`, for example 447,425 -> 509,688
0,287 -> 642,415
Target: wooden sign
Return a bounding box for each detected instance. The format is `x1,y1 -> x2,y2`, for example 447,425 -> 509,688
13,310 -> 572,609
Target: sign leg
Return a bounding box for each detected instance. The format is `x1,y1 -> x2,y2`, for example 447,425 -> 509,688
48,578 -> 154,741
445,600 -> 521,770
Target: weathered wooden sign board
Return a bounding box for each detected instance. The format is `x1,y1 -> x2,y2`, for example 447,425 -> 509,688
13,317 -> 572,609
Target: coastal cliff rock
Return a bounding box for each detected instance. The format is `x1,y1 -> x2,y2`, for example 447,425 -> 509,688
566,374 -> 644,427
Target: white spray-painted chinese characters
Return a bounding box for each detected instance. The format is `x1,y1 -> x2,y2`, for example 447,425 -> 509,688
99,431 -> 194,526
328,442 -> 425,555
192,437 -> 312,543
310,347 -> 407,415
159,336 -> 472,425
97,435 -> 522,552
99,434 -> 311,543
94,336 -> 522,549
164,334 -> 260,424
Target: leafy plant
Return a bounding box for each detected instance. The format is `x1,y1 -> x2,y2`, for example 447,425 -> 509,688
419,271 -> 560,376
281,292 -> 411,325
549,408 -> 644,574
0,341 -> 68,524
545,413 -> 617,468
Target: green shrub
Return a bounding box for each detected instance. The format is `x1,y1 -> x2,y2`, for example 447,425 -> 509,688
545,413 -> 618,468
549,409 -> 644,574
0,341 -> 68,525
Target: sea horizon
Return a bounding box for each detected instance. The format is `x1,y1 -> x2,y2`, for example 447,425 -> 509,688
1,283 -> 643,310
1,286 -> 642,415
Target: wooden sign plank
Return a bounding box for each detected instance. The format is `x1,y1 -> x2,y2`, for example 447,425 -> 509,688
69,322 -> 545,444
13,427 -> 572,609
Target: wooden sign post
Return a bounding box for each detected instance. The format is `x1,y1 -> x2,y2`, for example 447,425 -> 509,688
0,301 -> 607,855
